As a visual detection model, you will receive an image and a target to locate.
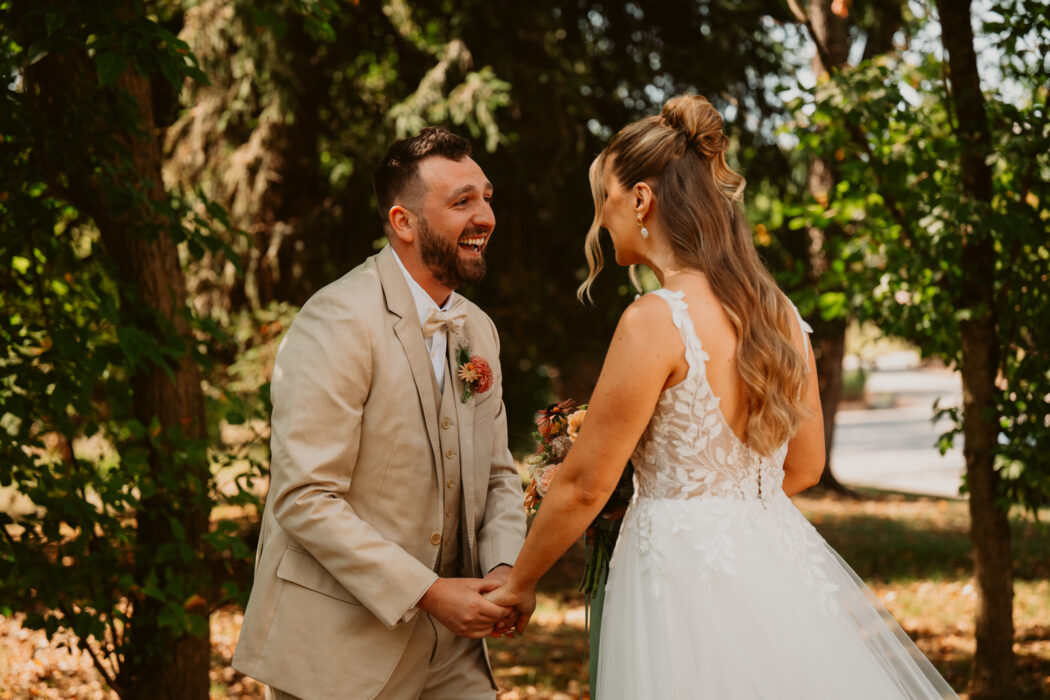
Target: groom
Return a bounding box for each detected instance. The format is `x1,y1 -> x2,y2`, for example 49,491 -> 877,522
233,127 -> 527,699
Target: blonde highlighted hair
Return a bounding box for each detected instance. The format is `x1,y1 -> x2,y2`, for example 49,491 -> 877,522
580,95 -> 809,456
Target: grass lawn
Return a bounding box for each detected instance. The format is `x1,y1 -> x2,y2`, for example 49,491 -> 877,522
2,490 -> 1047,699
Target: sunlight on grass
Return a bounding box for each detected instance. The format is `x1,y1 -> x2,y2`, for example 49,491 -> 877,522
491,593 -> 590,700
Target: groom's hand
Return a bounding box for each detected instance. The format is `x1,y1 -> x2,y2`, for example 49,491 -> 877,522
418,577 -> 512,638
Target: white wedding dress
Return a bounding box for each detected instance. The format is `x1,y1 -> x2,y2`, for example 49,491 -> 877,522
595,289 -> 958,699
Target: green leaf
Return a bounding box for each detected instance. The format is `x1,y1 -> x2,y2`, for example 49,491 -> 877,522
224,410 -> 246,425
168,517 -> 186,542
94,52 -> 127,86
44,11 -> 65,36
817,292 -> 849,321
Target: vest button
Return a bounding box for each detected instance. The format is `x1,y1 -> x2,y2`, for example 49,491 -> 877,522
445,448 -> 455,459
442,418 -> 453,429
445,506 -> 453,517
430,532 -> 441,545
447,478 -> 456,488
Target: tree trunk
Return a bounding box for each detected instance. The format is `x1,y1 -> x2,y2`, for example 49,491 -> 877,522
22,4 -> 211,697
862,0 -> 904,61
250,14 -> 330,309
812,317 -> 849,488
936,1 -> 1014,696
807,0 -> 854,494
108,65 -> 211,700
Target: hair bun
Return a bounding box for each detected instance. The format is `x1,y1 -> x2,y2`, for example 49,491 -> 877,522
661,95 -> 727,159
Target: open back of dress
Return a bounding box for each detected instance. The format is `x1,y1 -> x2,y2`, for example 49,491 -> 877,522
596,288 -> 958,700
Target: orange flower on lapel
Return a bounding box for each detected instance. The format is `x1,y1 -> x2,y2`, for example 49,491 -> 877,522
455,347 -> 493,403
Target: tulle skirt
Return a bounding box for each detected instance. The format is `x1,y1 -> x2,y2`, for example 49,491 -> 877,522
595,493 -> 959,699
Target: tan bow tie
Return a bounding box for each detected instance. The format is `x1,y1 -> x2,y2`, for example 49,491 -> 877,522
422,306 -> 466,339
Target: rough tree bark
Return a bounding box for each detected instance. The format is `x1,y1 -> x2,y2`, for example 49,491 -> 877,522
107,64 -> 211,700
22,3 -> 211,697
806,0 -> 853,493
936,1 -> 1015,696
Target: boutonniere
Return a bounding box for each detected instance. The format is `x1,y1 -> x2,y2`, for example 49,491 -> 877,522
455,346 -> 493,403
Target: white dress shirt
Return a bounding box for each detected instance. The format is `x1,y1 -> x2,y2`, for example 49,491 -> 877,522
391,248 -> 455,391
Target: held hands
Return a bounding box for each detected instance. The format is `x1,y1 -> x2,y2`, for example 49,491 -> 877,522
417,566 -> 535,639
417,576 -> 512,639
484,575 -> 537,637
481,565 -> 519,639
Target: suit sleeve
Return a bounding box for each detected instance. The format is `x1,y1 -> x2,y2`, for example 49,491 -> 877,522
475,317 -> 528,573
268,292 -> 437,629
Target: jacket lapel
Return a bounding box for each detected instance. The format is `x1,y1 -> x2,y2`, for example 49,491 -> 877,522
446,324 -> 478,558
377,247 -> 442,473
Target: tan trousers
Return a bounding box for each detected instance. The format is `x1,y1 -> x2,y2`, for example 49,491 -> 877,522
267,612 -> 496,700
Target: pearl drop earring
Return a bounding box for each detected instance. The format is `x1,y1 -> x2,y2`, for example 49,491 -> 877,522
638,215 -> 649,239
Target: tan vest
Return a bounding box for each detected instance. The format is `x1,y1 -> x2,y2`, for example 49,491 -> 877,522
434,357 -> 462,577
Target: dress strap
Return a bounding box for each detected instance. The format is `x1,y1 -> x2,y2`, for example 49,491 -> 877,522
648,289 -> 710,377
790,301 -> 813,336
787,300 -> 812,367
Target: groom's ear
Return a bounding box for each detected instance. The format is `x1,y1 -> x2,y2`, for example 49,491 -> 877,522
388,205 -> 414,244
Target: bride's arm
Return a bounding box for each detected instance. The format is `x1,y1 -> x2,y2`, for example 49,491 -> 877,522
781,330 -> 825,496
489,296 -> 678,629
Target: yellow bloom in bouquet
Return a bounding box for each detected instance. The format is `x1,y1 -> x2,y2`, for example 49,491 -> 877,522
567,408 -> 587,441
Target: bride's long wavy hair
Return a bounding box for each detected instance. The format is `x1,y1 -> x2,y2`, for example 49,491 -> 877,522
579,95 -> 809,456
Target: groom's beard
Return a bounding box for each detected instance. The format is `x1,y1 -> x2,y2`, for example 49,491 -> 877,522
418,218 -> 487,289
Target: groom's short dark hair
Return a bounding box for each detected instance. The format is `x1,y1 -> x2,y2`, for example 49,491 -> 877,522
373,127 -> 472,223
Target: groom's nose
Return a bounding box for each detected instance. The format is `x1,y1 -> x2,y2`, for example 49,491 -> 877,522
473,200 -> 495,232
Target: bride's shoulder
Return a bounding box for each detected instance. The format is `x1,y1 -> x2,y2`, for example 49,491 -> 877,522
616,292 -> 679,337
624,290 -> 675,314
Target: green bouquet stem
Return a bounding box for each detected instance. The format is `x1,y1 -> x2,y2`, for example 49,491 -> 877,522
588,551 -> 609,698
579,463 -> 633,697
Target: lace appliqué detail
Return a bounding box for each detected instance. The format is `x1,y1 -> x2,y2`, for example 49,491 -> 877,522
626,289 -> 838,612
630,289 -> 788,504
769,500 -> 842,615
632,500 -> 666,599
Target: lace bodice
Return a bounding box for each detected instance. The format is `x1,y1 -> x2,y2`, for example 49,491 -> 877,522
630,289 -> 808,504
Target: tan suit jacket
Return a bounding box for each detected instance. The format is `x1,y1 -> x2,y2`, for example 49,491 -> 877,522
232,246 -> 527,698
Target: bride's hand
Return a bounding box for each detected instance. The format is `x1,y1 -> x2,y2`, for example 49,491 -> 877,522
485,581 -> 537,635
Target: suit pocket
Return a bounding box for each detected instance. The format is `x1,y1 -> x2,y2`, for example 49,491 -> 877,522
276,546 -> 362,605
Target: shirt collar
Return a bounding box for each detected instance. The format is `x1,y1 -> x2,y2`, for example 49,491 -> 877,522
390,247 -> 455,328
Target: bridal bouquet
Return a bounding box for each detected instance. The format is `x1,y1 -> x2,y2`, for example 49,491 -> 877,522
524,399 -> 634,597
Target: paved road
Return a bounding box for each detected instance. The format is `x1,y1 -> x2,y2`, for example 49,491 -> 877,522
830,367 -> 966,498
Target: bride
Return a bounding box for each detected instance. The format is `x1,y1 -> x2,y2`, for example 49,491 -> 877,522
486,95 -> 958,699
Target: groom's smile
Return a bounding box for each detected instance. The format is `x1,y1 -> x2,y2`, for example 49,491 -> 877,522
418,219 -> 489,290
458,233 -> 488,255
